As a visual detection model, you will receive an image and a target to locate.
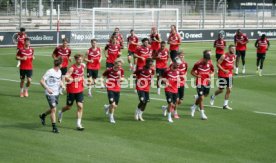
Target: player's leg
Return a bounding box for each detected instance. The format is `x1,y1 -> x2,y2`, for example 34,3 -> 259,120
241,51 -> 246,74
156,69 -> 161,95
191,86 -> 203,117
210,78 -> 225,105
19,70 -> 25,97
175,86 -> 184,119
76,92 -> 84,130
87,69 -> 92,96
259,54 -> 265,76
60,67 -> 67,95
138,91 -> 149,121
135,91 -> 143,120
58,93 -> 74,123
24,70 -> 32,97
256,53 -> 261,73
235,50 -> 241,74
128,51 -> 133,71
165,92 -> 174,123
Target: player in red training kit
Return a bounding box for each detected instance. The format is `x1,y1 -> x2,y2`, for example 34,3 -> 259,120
105,37 -> 121,68
214,33 -> 226,61
102,59 -> 125,124
58,54 -> 85,131
255,34 -> 270,76
85,39 -> 102,97
150,27 -> 161,57
52,38 -> 71,94
114,27 -> 124,48
154,41 -> 169,95
127,29 -> 139,71
14,28 -> 27,67
162,61 -> 180,123
234,29 -> 249,75
134,38 -> 152,70
16,38 -> 34,98
133,58 -> 155,121
210,45 -> 236,110
167,26 -> 181,61
190,50 -> 214,120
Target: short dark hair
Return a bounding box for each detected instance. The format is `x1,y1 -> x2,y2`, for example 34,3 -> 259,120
62,38 -> 68,43
228,45 -> 235,49
261,34 -> 266,38
161,41 -> 166,45
24,38 -> 30,42
130,29 -> 134,32
142,38 -> 149,43
203,50 -> 211,60
20,28 -> 25,32
54,57 -> 62,67
91,39 -> 97,43
74,54 -> 83,60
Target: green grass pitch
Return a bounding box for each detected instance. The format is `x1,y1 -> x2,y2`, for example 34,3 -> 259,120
0,41 -> 276,163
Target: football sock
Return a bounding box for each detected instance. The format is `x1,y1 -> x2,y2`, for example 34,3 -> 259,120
77,118 -> 81,126
224,100 -> 229,106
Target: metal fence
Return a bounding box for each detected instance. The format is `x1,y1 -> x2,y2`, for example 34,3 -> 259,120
0,0 -> 275,31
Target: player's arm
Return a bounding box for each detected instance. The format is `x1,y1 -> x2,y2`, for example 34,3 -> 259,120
99,48 -> 103,62
267,40 -> 270,50
64,67 -> 74,83
84,50 -> 92,63
191,65 -> 200,78
52,48 -> 58,59
213,41 -> 216,48
255,39 -> 258,49
68,50 -> 72,62
16,50 -> 27,61
157,34 -> 162,42
104,45 -> 109,58
13,33 -> 18,44
40,71 -> 54,94
32,49 -> 35,60
234,35 -> 237,45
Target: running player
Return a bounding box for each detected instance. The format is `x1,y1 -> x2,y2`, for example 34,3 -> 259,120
85,39 -> 102,97
214,33 -> 226,61
190,50 -> 214,120
16,38 -> 34,97
234,29 -> 249,75
52,38 -> 71,94
210,45 -> 236,110
153,41 -> 169,95
167,27 -> 181,61
127,29 -> 139,71
58,54 -> 85,131
104,37 -> 121,68
114,27 -> 124,48
39,58 -> 63,133
14,28 -> 27,67
133,58 -> 155,121
162,61 -> 179,123
150,27 -> 161,57
102,59 -> 125,124
134,38 -> 152,70
255,34 -> 270,76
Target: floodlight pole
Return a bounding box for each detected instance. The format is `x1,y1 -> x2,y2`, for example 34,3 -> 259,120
262,0 -> 265,28
19,0 -> 22,28
50,0 -> 54,30
57,4 -> 60,47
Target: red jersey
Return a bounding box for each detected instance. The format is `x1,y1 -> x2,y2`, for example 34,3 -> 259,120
168,33 -> 181,51
177,62 -> 188,87
155,48 -> 169,69
134,67 -> 155,92
150,33 -> 161,50
234,34 -> 248,51
135,45 -> 152,69
127,35 -> 139,52
192,60 -> 214,86
103,67 -> 125,92
218,53 -> 236,78
105,43 -> 121,64
256,38 -> 269,54
86,47 -> 101,70
66,64 -> 85,94
17,47 -> 34,70
163,69 -> 179,93
17,32 -> 27,49
53,46 -> 71,68
214,39 -> 226,55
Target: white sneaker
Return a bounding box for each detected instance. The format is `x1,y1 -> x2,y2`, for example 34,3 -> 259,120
242,68 -> 245,74
58,111 -> 62,123
168,117 -> 173,123
210,95 -> 215,106
138,112 -> 145,121
259,70 -> 262,76
157,88 -> 161,95
77,125 -> 85,131
104,104 -> 109,115
134,108 -> 139,120
235,68 -> 239,75
190,105 -> 196,117
200,111 -> 208,120
110,117 -> 116,124
223,105 -> 233,110
59,88 -> 63,95
161,105 -> 167,117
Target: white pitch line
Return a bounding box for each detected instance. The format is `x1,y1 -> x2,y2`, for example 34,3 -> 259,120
254,111 -> 276,116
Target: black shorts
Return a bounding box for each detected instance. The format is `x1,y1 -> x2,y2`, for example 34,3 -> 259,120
128,51 -> 135,56
257,53 -> 266,59
87,69 -> 98,79
236,50 -> 246,58
107,90 -> 120,105
165,91 -> 178,104
196,85 -> 210,97
216,54 -> 223,61
106,62 -> 114,68
66,92 -> 84,106
60,67 -> 67,76
46,95 -> 59,109
20,70 -> 32,79
156,68 -> 166,77
170,50 -> 178,61
218,77 -> 233,89
178,86 -> 185,100
137,90 -> 150,103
